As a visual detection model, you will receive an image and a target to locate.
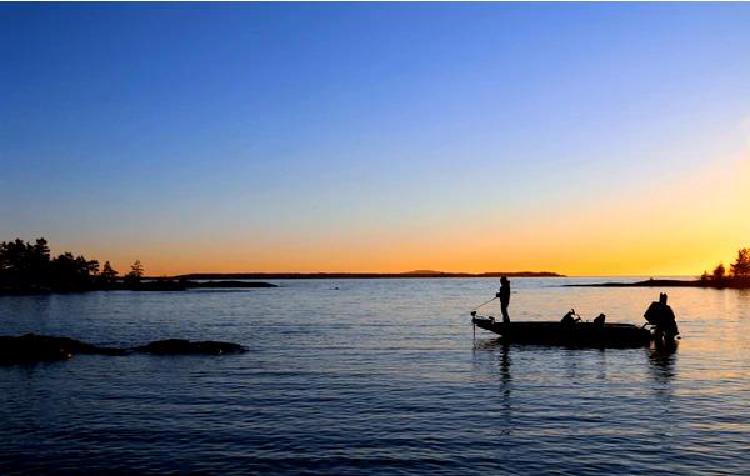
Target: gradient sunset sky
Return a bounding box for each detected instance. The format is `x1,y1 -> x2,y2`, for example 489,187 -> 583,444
2,3 -> 750,276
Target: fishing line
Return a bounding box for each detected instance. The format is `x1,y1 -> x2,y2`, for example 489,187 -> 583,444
471,295 -> 498,312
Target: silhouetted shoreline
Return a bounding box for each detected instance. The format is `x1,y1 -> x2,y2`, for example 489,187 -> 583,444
0,237 -> 282,295
1,237 -> 564,294
567,278 -> 750,289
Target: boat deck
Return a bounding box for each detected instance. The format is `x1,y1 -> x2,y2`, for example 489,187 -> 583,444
472,316 -> 652,347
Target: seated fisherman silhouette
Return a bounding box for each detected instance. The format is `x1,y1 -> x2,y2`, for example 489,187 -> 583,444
561,309 -> 579,325
644,292 -> 679,341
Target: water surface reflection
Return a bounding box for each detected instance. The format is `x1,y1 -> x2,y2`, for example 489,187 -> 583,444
1,278 -> 748,475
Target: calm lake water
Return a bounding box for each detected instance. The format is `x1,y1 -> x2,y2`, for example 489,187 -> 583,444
1,277 -> 749,475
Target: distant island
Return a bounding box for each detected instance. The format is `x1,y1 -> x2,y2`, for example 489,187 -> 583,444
173,271 -> 564,280
571,247 -> 750,289
0,237 -> 274,295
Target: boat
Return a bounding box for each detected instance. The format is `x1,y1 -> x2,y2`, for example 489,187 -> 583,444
471,312 -> 653,347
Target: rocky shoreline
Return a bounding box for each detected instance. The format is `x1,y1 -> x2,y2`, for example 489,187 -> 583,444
0,333 -> 247,365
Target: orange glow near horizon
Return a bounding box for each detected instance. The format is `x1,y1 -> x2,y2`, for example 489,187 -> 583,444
52,152 -> 749,277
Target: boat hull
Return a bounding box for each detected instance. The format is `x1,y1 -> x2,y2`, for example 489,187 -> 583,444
472,318 -> 652,347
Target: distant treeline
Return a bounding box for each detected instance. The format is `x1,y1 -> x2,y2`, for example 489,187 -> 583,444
699,247 -> 750,286
0,237 -> 148,294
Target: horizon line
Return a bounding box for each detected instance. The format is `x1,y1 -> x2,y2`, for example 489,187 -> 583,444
142,271 -> 700,279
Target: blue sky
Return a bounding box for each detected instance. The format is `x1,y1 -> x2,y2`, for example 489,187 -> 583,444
2,3 -> 750,274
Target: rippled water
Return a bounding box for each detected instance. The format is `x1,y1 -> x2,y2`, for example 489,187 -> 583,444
1,278 -> 749,475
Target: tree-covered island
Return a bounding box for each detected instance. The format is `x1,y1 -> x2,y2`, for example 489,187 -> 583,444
697,248 -> 750,287
0,237 -> 275,294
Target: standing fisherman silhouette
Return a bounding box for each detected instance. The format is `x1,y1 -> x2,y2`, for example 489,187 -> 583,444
497,276 -> 511,323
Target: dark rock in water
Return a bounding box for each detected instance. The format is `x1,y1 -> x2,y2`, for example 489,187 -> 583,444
0,333 -> 128,365
133,339 -> 247,355
0,334 -> 72,363
0,334 -> 246,365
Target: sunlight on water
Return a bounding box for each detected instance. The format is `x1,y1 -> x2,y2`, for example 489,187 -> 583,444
1,278 -> 749,474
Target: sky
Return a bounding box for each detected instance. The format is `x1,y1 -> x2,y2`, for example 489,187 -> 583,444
2,3 -> 750,276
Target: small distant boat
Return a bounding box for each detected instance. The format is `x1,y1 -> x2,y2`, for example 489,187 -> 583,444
471,313 -> 652,347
